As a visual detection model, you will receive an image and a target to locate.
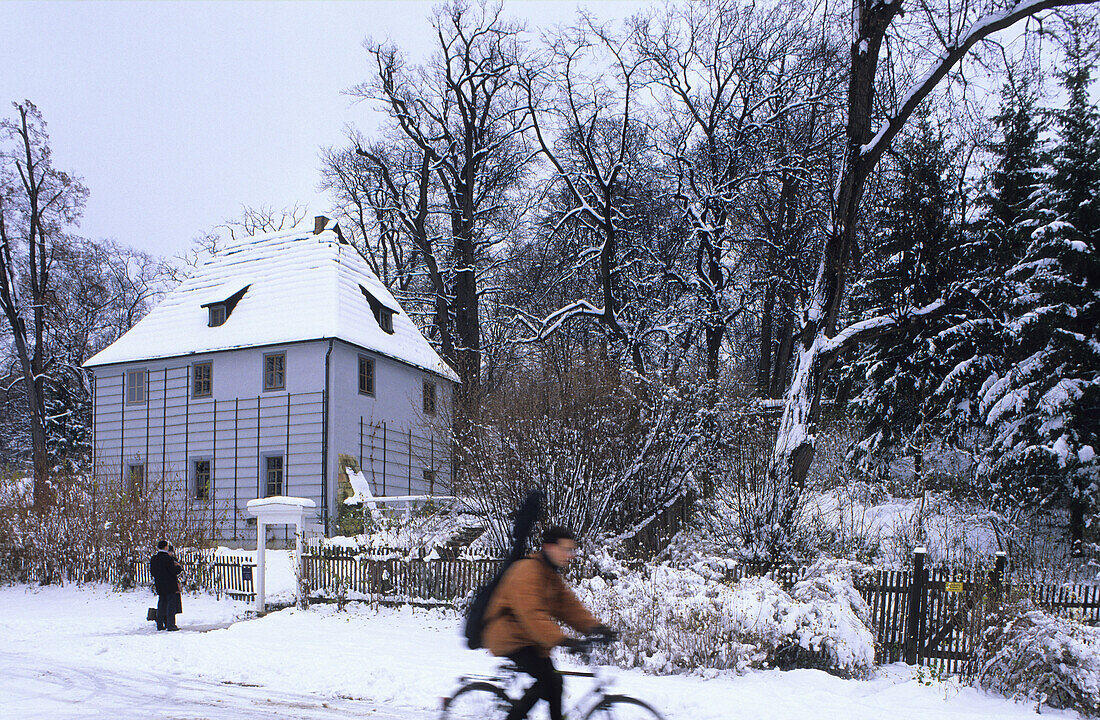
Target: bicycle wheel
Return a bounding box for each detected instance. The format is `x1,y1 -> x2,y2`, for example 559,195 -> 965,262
583,694 -> 666,720
441,681 -> 513,720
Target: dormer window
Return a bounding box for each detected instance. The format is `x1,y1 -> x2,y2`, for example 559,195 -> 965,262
202,284 -> 250,328
208,304 -> 227,327
359,284 -> 398,335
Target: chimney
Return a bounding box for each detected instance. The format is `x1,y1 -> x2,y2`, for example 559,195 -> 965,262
313,215 -> 329,235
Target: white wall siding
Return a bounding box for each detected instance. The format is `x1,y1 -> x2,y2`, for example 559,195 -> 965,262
91,342 -> 329,544
91,339 -> 454,543
329,340 -> 453,498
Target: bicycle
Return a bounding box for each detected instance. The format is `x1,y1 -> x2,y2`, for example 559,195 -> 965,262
441,638 -> 666,720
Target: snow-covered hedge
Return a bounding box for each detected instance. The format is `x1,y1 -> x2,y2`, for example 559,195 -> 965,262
976,601 -> 1100,716
575,555 -> 876,678
324,505 -> 487,557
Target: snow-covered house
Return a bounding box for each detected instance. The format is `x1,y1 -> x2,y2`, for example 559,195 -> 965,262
84,217 -> 458,541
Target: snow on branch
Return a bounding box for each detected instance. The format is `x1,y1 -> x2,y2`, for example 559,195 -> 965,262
860,0 -> 1098,165
515,299 -> 607,342
819,299 -> 946,357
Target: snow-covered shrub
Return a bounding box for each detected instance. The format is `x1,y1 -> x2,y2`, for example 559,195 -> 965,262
575,553 -> 876,678
319,503 -> 486,557
976,601 -> 1100,716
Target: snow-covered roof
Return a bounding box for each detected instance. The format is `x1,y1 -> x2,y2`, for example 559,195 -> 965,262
84,220 -> 459,382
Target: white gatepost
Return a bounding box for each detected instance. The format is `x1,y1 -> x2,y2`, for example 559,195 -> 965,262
246,496 -> 317,613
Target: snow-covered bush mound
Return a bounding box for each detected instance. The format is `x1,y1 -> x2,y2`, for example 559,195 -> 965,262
326,506 -> 487,556
575,555 -> 876,678
977,602 -> 1100,716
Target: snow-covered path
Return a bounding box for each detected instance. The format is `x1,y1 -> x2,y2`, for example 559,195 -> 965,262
0,584 -> 1080,720
0,649 -> 405,719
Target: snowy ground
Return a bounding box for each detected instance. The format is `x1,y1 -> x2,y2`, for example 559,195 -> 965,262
0,584 -> 1083,720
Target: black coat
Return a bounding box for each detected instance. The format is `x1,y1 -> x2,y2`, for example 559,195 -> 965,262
150,550 -> 183,596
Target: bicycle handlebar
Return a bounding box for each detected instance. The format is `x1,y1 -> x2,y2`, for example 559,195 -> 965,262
563,633 -> 617,655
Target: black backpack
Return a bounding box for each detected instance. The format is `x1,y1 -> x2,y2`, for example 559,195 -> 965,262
463,489 -> 542,650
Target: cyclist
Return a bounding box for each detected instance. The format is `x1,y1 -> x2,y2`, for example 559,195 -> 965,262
483,526 -> 613,720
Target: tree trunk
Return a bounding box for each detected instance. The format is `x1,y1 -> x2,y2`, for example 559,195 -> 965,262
770,310 -> 794,399
758,284 -> 774,393
450,200 -> 481,400
12,328 -> 50,507
704,231 -> 724,382
765,0 -> 901,553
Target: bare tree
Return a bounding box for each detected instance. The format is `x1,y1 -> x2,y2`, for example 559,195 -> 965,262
320,139 -> 420,293
40,238 -> 166,467
634,0 -> 832,383
166,203 -> 307,286
765,0 -> 1100,555
344,136 -> 456,363
217,202 -> 307,240
0,101 -> 88,506
747,27 -> 844,400
350,0 -> 531,397
517,14 -> 654,372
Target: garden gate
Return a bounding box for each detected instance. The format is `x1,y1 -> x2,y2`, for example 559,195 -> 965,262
901,549 -> 1007,676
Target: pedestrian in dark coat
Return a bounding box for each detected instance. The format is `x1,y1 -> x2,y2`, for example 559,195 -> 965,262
150,540 -> 183,631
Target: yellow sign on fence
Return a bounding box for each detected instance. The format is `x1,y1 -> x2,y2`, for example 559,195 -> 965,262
945,581 -> 965,592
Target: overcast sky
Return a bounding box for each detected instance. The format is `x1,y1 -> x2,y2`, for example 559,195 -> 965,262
2,1 -> 642,260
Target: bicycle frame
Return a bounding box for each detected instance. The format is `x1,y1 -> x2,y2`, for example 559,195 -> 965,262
443,656 -> 616,719
558,665 -> 613,718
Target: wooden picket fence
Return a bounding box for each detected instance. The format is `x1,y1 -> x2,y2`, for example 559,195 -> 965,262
304,545 -> 501,602
14,547 -> 256,601
858,568 -> 912,664
301,547 -> 1100,678
26,539 -> 1095,679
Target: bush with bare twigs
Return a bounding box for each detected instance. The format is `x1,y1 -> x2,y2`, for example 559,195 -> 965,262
0,469 -> 213,586
454,359 -> 700,555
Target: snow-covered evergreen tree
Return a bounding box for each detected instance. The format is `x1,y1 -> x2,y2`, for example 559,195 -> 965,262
846,113 -> 965,486
979,22 -> 1100,551
931,84 -> 1045,446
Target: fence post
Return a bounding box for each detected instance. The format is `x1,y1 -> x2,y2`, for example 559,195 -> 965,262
904,547 -> 927,665
992,551 -> 1006,591
989,551 -> 1007,608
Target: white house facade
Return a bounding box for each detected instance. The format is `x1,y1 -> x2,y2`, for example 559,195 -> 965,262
84,217 -> 458,542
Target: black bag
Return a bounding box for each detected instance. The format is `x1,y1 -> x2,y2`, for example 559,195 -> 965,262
147,607 -> 157,622
463,489 -> 542,650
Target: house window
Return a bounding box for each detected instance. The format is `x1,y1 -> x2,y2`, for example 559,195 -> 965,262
192,362 -> 212,398
194,459 -> 211,501
378,309 -> 394,333
125,369 -> 146,404
423,380 -> 436,416
202,284 -> 249,326
264,455 -> 284,497
263,352 -> 285,391
359,284 -> 397,335
358,355 -> 375,395
208,304 -> 227,327
423,469 -> 436,494
127,463 -> 145,495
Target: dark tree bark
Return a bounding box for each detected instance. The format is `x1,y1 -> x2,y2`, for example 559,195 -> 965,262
517,16 -> 649,373
758,284 -> 774,393
353,1 -> 529,399
0,101 -> 88,507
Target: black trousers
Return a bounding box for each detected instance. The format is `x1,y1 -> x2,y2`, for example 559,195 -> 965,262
156,593 -> 178,630
506,646 -> 563,720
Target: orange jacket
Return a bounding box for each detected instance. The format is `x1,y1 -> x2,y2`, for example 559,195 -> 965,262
483,553 -> 599,657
